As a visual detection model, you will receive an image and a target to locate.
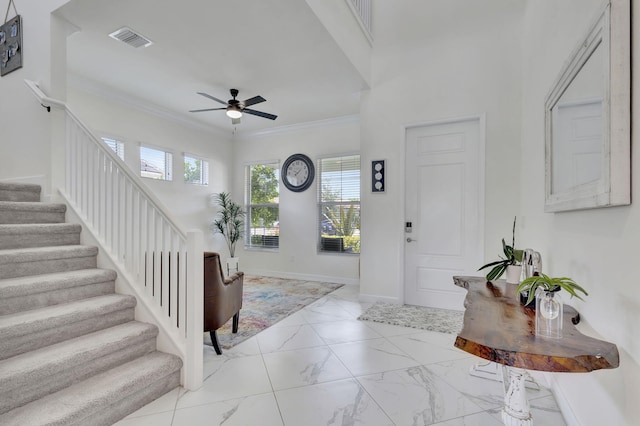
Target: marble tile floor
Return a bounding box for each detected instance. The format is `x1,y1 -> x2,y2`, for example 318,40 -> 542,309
115,285 -> 567,426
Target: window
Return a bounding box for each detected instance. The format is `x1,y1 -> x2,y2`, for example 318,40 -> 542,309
140,145 -> 172,181
184,154 -> 209,185
101,137 -> 124,160
245,162 -> 279,249
318,154 -> 360,253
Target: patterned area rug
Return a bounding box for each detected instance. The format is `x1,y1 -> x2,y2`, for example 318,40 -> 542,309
358,302 -> 464,334
205,275 -> 343,349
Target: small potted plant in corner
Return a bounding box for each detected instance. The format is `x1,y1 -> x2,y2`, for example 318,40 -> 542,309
517,273 -> 588,338
211,192 -> 245,275
478,217 -> 523,283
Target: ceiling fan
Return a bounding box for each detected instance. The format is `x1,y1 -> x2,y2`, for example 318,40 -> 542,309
189,89 -> 277,124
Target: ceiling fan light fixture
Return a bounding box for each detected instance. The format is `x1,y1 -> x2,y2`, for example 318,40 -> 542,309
226,106 -> 243,119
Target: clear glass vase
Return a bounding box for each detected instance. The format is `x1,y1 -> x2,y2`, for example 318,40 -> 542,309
535,289 -> 563,338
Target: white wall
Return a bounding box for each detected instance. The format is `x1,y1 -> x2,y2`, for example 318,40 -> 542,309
67,88 -> 234,251
359,0 -> 525,302
520,0 -> 640,424
233,117 -> 360,284
0,0 -> 69,192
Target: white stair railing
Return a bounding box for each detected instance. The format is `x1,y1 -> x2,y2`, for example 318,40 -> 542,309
25,80 -> 203,390
346,0 -> 372,41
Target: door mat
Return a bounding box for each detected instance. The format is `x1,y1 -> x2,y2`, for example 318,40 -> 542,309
358,302 -> 463,334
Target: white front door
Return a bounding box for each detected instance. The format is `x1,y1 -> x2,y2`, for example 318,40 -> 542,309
404,118 -> 484,310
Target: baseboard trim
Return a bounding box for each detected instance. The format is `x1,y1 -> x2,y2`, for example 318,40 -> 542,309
358,293 -> 399,304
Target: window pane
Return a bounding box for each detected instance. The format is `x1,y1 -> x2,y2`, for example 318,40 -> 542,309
245,163 -> 279,249
184,155 -> 209,185
319,155 -> 360,254
101,137 -> 124,160
140,146 -> 172,181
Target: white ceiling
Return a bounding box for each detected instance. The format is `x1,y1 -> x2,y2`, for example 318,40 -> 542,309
56,0 -> 368,135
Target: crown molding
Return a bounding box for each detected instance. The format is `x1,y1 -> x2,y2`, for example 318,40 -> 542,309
240,114 -> 360,139
68,73 -> 232,140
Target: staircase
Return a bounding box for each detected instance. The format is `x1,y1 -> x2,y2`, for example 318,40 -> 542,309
0,182 -> 183,426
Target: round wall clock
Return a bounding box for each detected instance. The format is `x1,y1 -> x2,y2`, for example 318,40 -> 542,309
282,153 -> 315,192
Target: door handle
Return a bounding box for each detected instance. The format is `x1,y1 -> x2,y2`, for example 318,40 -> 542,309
406,237 -> 417,243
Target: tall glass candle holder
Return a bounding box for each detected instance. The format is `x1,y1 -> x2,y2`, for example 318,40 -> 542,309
536,289 -> 563,338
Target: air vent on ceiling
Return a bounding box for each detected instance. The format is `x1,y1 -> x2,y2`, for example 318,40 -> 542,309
108,27 -> 153,48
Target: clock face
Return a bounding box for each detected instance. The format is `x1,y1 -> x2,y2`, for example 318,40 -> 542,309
282,154 -> 315,192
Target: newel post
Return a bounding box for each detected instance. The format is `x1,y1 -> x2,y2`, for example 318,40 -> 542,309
184,230 -> 204,390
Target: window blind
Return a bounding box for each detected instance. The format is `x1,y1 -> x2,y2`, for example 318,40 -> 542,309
318,154 -> 361,253
140,145 -> 172,181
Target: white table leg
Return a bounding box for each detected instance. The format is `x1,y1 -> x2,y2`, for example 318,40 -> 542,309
501,367 -> 533,426
469,361 -> 540,391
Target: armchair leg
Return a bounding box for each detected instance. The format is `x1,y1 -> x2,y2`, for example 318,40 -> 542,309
210,330 -> 222,355
232,312 -> 240,334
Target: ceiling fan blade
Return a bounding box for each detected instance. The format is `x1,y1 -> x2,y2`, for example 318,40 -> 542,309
197,92 -> 228,105
242,95 -> 266,107
243,108 -> 277,120
189,108 -> 226,113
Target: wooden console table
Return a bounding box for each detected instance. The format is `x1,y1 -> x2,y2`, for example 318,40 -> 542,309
453,276 -> 619,425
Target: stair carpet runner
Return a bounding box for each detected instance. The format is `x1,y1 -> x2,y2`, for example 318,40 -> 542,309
0,182 -> 182,426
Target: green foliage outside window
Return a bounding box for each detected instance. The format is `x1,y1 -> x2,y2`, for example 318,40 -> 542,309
184,159 -> 202,183
249,164 -> 279,230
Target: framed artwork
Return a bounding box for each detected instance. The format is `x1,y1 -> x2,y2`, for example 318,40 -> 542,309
371,160 -> 385,193
1,12 -> 21,76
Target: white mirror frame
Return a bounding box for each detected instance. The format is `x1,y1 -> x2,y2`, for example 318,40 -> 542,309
544,0 -> 630,212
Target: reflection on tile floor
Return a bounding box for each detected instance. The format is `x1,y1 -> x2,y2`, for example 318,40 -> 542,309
115,285 -> 567,426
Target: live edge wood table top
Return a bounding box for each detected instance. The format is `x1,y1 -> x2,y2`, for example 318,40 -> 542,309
453,276 -> 619,373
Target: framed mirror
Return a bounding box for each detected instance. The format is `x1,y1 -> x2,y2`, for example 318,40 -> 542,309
544,0 -> 630,212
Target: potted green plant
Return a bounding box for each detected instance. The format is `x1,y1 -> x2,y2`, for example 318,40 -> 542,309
516,273 -> 588,306
478,217 -> 523,282
211,192 -> 245,274
517,273 -> 588,338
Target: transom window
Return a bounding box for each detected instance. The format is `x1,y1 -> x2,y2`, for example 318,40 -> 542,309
101,137 -> 124,160
245,162 -> 280,249
184,154 -> 209,185
318,154 -> 361,254
140,145 -> 173,181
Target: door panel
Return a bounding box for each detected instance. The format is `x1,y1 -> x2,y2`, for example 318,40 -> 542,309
405,119 -> 484,310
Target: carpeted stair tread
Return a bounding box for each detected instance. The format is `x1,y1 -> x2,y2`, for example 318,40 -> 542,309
0,201 -> 66,223
0,268 -> 116,298
0,294 -> 137,360
0,245 -> 98,264
0,223 -> 81,249
0,294 -> 136,339
0,321 -> 159,414
0,351 -> 183,426
0,182 -> 41,202
0,268 -> 117,315
0,245 -> 98,278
